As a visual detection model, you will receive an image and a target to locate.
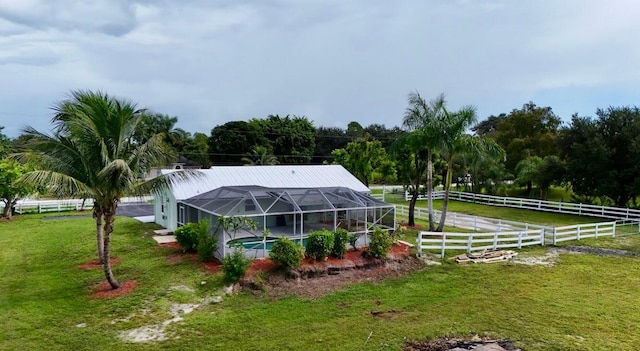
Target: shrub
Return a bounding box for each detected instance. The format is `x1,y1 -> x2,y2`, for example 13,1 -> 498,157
348,233 -> 359,251
305,229 -> 334,260
366,227 -> 393,259
269,237 -> 304,268
222,248 -> 252,283
174,222 -> 199,252
332,228 -> 349,259
197,228 -> 218,262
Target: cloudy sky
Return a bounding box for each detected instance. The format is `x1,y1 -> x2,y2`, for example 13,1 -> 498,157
1,0 -> 639,137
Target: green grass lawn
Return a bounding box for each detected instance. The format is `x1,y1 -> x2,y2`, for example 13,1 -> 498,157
2,213 -> 640,350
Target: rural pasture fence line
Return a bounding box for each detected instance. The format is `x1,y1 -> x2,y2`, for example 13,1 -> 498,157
395,204 -> 549,232
404,191 -> 640,221
418,229 -> 545,257
1,197 -> 153,215
417,221 -> 620,256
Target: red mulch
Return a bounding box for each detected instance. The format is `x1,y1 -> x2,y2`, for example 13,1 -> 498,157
78,257 -> 121,270
159,242 -> 181,249
90,280 -> 138,298
247,258 -> 277,275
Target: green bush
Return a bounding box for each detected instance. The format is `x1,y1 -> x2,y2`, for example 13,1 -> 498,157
222,248 -> 252,283
348,233 -> 359,251
269,237 -> 304,268
174,222 -> 199,252
332,228 -> 349,259
305,229 -> 334,260
197,228 -> 218,262
366,227 -> 393,258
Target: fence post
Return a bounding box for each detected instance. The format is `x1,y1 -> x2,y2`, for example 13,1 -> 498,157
441,234 -> 446,258
612,222 -> 616,238
498,219 -> 502,232
38,203 -> 42,213
474,216 -> 478,231
417,232 -> 422,257
552,227 -> 557,246
595,223 -> 599,238
577,226 -> 581,240
467,233 -> 473,252
518,232 -> 522,249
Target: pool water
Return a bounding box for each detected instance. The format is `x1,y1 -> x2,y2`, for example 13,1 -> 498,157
227,237 -> 306,250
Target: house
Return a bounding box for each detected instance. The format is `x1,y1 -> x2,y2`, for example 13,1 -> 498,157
154,165 -> 396,259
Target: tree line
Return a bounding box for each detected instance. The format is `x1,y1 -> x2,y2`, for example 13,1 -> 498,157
3,92 -> 640,215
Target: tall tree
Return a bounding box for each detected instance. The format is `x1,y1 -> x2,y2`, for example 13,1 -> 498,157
209,121 -> 267,165
435,106 -> 505,231
313,126 -> 348,164
182,132 -> 211,168
486,102 -> 561,174
17,90 -> 191,289
0,160 -> 37,218
242,146 -> 279,165
331,134 -> 396,187
251,115 -> 316,164
402,92 -> 448,229
559,107 -> 640,207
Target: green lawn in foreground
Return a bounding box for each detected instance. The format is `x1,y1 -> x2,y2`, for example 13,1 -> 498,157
2,213 -> 640,350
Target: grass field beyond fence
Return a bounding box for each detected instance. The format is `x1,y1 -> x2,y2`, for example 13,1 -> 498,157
1,213 -> 640,350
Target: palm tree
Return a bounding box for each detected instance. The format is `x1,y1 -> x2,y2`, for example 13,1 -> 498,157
436,132 -> 505,231
242,146 -> 279,165
18,90 -> 193,289
402,92 -> 448,229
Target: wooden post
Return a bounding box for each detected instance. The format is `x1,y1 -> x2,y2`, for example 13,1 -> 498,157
441,234 -> 446,258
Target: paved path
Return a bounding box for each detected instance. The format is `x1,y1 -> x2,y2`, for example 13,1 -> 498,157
116,202 -> 153,218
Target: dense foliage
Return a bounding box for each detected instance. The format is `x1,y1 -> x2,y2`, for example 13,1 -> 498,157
222,248 -> 251,283
331,228 -> 349,259
365,227 -> 393,259
305,229 -> 334,260
269,237 -> 304,268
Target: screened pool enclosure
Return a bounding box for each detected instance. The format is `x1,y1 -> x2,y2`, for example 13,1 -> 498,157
177,186 -> 396,259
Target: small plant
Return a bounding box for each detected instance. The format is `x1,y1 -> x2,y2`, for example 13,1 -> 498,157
269,237 -> 304,268
305,229 -> 334,260
348,233 -> 359,251
197,229 -> 218,262
222,246 -> 252,283
332,228 -> 349,259
365,227 -> 393,259
174,222 -> 199,252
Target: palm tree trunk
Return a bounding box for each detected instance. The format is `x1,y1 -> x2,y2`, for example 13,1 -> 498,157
408,190 -> 418,227
426,150 -> 434,231
94,206 -> 105,264
102,204 -> 121,289
436,162 -> 453,232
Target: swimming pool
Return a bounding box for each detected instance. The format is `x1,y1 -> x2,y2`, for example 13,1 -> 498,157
227,237 -> 306,250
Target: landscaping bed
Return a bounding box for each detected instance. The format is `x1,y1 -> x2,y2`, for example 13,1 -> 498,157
240,242 -> 423,299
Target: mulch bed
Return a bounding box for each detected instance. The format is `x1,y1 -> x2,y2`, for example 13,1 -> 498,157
161,242 -> 223,273
78,257 -> 121,270
90,280 -> 138,298
404,337 -> 521,351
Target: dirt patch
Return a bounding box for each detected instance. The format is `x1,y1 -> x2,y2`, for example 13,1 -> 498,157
562,245 -> 640,257
404,336 -> 521,351
203,260 -> 222,274
91,280 -> 138,298
159,242 -> 181,249
242,243 -> 423,299
78,257 -> 122,270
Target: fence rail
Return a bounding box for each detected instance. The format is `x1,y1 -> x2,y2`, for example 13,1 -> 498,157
1,197 -> 152,215
404,191 -> 640,220
417,221 -> 620,256
418,229 -> 544,257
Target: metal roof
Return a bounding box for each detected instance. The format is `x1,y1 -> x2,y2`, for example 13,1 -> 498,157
161,165 -> 370,200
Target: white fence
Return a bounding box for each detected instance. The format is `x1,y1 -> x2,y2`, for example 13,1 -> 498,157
404,191 -> 640,220
548,221 -> 617,245
418,229 -> 545,257
1,196 -> 152,215
396,204 -> 549,232
417,221 -> 619,256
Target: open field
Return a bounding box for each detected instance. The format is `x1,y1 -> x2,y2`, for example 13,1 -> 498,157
2,212 -> 640,350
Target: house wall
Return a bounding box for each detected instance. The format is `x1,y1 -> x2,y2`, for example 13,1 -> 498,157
154,189 -> 179,230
